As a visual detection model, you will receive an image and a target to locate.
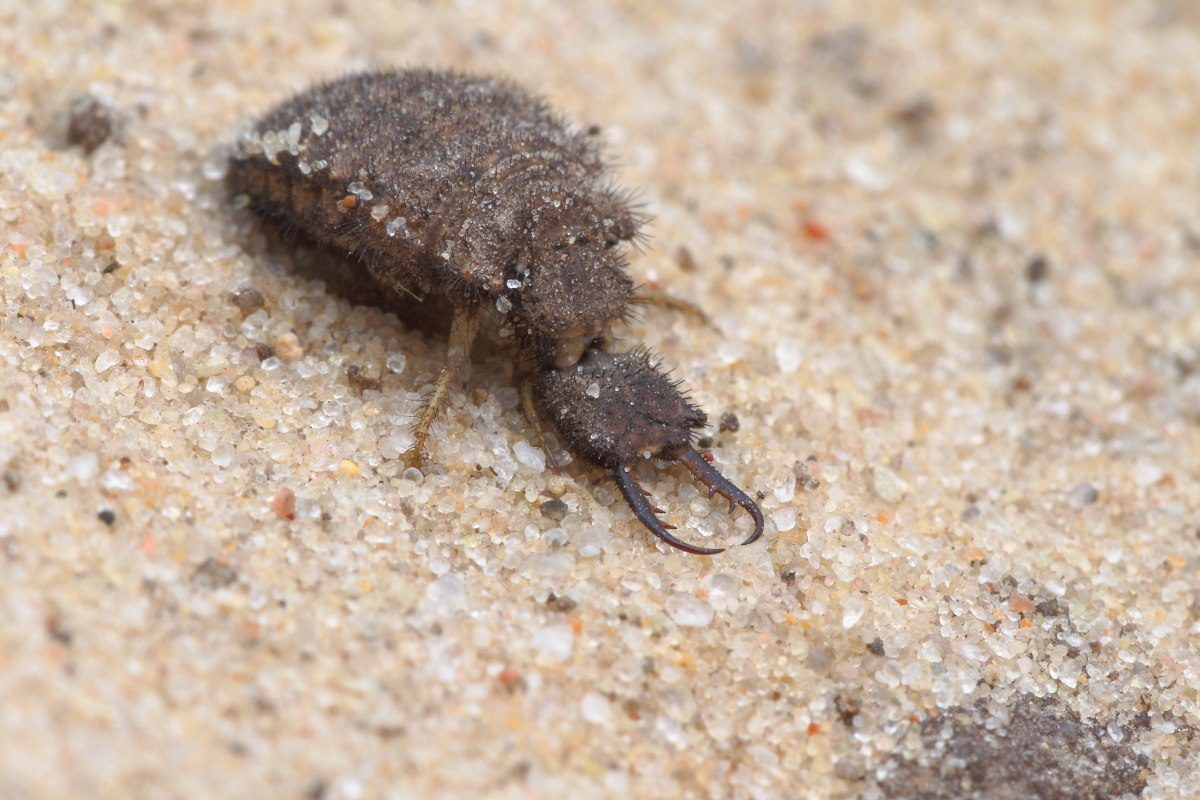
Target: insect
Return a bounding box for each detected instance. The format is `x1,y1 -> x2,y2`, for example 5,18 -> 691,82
227,68 -> 763,554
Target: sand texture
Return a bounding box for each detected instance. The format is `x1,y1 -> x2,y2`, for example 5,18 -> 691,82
1,2 -> 1198,798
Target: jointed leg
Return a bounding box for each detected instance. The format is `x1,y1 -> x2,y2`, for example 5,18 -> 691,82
401,307 -> 480,468
520,377 -> 560,471
631,285 -> 712,327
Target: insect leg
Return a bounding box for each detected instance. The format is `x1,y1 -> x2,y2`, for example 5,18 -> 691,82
520,377 -> 560,471
629,285 -> 712,328
401,307 -> 480,468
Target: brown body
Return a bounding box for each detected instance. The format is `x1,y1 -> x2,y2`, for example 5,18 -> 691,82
228,69 -> 763,554
228,69 -> 636,367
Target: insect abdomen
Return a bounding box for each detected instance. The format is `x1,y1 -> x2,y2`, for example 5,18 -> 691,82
228,69 -> 611,303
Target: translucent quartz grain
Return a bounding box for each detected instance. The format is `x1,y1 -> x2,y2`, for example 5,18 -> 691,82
665,594 -> 714,627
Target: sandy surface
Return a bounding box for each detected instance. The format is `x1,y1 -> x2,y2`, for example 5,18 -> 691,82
2,1 -> 1199,798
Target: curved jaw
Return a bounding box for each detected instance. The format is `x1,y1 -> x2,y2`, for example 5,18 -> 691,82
613,446 -> 764,556
533,347 -> 765,556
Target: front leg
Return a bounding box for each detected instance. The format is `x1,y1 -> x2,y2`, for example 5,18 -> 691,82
401,306 -> 480,468
520,376 -> 560,471
630,284 -> 712,327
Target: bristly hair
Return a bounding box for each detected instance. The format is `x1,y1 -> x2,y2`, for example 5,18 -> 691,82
618,297 -> 644,326
622,282 -> 648,314
624,343 -> 659,370
623,344 -> 695,400
603,180 -> 654,252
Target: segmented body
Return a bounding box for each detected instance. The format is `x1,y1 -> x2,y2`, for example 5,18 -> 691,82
228,69 -> 636,362
228,69 -> 764,555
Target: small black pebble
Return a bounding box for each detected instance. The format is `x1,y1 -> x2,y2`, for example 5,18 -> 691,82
718,411 -> 740,433
545,592 -> 578,613
540,498 -> 569,521
46,617 -> 73,646
781,570 -> 797,584
66,94 -> 117,154
1035,597 -> 1067,617
675,245 -> 698,273
793,460 -> 821,491
892,94 -> 936,129
835,693 -> 862,727
867,637 -> 886,656
97,509 -> 116,526
255,343 -> 276,361
102,261 -> 119,275
696,435 -> 714,449
190,557 -> 238,589
1071,483 -> 1099,506
230,286 -> 266,313
1025,253 -> 1050,283
346,364 -> 382,393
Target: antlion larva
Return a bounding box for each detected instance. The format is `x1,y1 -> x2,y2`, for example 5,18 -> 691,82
228,68 -> 763,555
